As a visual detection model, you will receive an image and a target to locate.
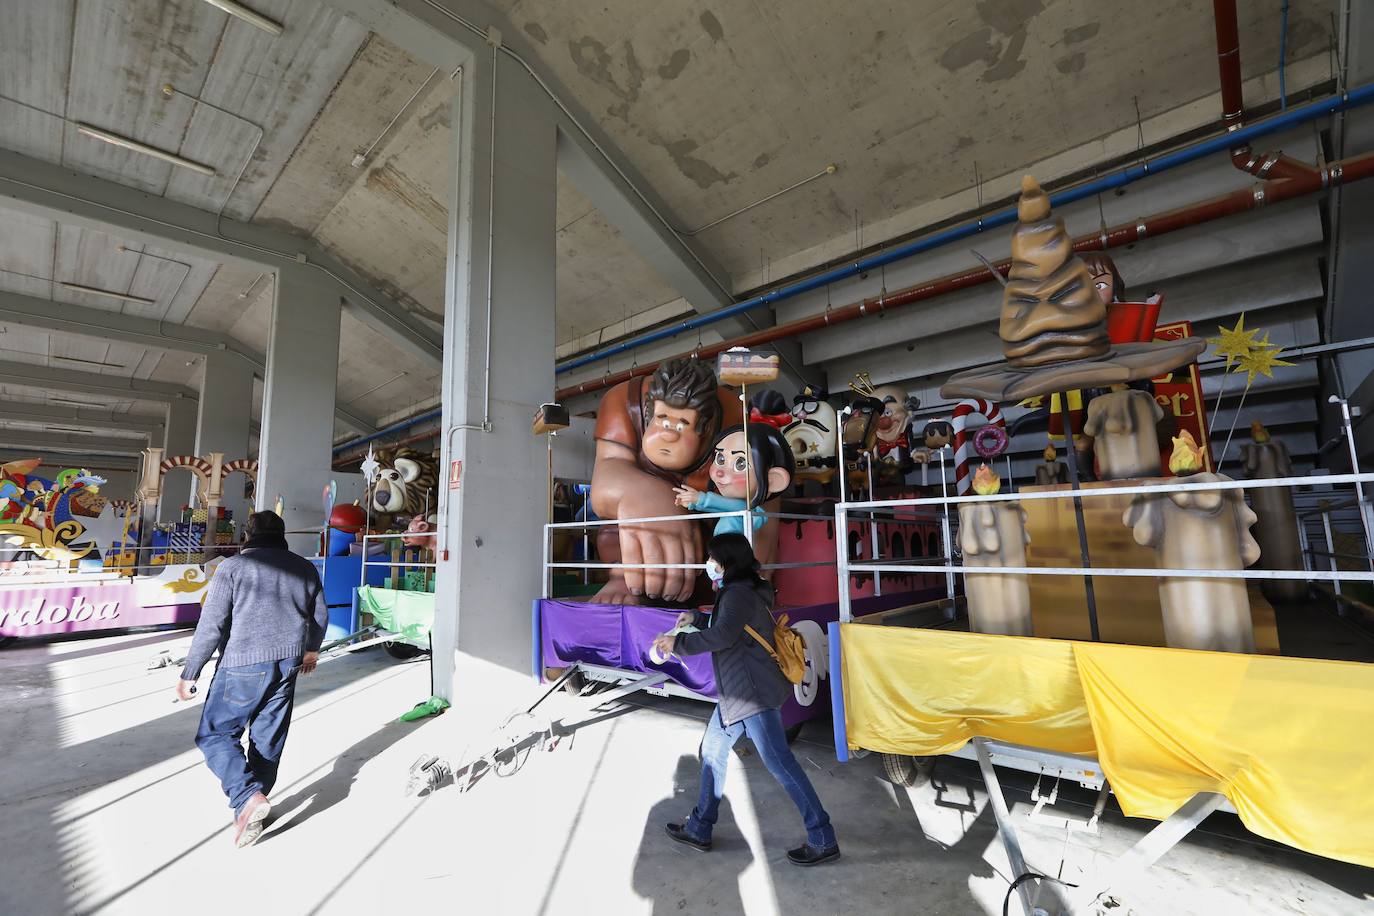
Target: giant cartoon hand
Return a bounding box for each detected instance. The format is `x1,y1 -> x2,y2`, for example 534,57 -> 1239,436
617,486 -> 702,604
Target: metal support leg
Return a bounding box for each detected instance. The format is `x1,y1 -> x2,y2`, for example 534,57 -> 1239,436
973,738 -> 1043,916
1323,508 -> 1343,599
1332,395 -> 1374,571
1058,391 -> 1100,641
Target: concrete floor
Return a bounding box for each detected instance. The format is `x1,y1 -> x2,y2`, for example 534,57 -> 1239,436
1,629 -> 1371,916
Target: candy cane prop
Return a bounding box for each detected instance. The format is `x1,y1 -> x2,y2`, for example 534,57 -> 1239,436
952,399 -> 1005,495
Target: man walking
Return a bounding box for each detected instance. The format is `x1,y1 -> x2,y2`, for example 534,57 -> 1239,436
176,510 -> 329,847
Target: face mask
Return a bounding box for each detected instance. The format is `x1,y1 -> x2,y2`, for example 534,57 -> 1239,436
705,560 -> 725,584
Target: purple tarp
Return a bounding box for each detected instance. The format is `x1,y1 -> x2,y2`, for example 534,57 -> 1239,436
537,586 -> 944,727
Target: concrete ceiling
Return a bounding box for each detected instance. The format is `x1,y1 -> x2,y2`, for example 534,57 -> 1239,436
0,0 -> 1341,469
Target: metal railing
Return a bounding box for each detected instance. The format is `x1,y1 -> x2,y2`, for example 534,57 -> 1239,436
834,471 -> 1374,624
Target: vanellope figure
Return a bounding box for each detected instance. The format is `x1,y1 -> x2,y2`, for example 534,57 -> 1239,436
673,422 -> 795,536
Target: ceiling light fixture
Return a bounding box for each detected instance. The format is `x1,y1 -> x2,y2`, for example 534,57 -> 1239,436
198,0 -> 283,36
76,123 -> 218,177
49,397 -> 109,409
47,426 -> 97,435
58,281 -> 157,306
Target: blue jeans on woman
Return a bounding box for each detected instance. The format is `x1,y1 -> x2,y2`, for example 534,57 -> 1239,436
685,706 -> 837,848
194,657 -> 301,813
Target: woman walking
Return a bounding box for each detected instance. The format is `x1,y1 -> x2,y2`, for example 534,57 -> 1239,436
653,533 -> 840,866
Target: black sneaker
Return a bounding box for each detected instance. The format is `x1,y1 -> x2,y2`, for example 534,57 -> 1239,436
787,842 -> 840,866
665,822 -> 712,852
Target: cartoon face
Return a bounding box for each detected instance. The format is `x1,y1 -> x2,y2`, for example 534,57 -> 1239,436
843,399 -> 881,449
372,458 -> 422,513
872,386 -> 914,444
1090,269 -> 1116,306
709,430 -> 750,499
641,400 -> 706,472
791,620 -> 830,707
784,398 -> 838,472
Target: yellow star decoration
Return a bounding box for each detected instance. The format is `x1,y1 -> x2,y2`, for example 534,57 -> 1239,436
1232,333 -> 1295,385
1208,313 -> 1262,367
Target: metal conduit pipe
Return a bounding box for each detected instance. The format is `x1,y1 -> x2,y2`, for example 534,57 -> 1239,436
557,80 -> 1374,377
332,407 -> 441,456
1214,0 -> 1320,180
555,149 -> 1374,403
334,424 -> 440,467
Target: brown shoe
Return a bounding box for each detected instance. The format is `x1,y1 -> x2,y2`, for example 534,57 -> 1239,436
234,793 -> 271,848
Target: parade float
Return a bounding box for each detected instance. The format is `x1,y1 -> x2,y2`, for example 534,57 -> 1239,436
817,177 -> 1374,911
0,453 -> 224,645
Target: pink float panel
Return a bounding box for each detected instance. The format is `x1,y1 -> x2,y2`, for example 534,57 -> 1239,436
772,508 -> 944,608
0,581 -> 201,638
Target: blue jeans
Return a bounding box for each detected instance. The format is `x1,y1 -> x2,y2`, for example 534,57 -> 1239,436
195,657 -> 301,813
685,706 -> 837,848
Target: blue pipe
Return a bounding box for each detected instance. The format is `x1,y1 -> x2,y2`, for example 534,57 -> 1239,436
332,407 -> 442,457
557,82 -> 1374,377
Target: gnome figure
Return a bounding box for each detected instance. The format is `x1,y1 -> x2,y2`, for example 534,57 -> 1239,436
959,464 -> 1033,636
1083,388 -> 1164,480
1241,421 -> 1306,603
1124,431 -> 1261,653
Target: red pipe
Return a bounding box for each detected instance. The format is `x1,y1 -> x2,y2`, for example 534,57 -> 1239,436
556,150 -> 1374,403
1213,0 -> 1320,180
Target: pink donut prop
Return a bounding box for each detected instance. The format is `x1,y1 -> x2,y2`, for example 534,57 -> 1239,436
973,423 -> 1009,458
952,398 -> 1005,495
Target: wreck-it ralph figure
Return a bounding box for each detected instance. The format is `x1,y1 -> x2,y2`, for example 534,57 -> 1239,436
592,359 -> 743,603
673,424 -> 796,537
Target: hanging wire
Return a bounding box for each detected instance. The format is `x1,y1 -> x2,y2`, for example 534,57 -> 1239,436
1279,0 -> 1290,111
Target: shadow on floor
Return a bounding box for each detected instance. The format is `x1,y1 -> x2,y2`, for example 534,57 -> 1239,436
631,754 -> 750,915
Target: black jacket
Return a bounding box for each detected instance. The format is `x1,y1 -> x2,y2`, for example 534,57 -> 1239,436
674,577 -> 791,726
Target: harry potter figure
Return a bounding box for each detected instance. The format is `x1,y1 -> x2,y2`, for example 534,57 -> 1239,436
591,358 -> 743,604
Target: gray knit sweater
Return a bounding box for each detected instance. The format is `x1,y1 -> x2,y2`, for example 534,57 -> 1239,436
181,542 -> 329,680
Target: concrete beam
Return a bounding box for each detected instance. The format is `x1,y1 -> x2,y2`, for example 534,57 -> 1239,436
0,149 -> 443,367
0,288 -> 377,436
0,402 -> 164,436
322,0 -> 758,339
0,429 -> 148,457
0,360 -> 197,403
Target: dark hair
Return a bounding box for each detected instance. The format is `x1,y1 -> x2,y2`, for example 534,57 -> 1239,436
645,358 -> 720,434
246,510 -> 285,539
707,532 -> 763,585
750,388 -> 789,416
714,422 -> 796,510
1079,252 -> 1125,301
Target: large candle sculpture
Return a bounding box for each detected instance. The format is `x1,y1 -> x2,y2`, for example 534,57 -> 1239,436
959,464 -> 1033,636
1033,444 -> 1068,486
1123,431 -> 1261,652
1083,388 -> 1164,480
1240,421 -> 1306,602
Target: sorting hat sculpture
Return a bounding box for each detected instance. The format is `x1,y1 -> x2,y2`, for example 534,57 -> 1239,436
941,176 -> 1205,401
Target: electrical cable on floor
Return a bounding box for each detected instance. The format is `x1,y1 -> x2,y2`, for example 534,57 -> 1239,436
1002,872 -> 1078,916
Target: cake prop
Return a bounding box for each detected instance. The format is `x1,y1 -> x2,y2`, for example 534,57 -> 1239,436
717,347 -> 780,385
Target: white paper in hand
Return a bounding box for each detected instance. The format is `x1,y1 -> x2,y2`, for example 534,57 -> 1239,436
649,624 -> 699,666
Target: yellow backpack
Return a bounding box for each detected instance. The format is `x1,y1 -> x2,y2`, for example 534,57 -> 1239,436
744,613 -> 807,684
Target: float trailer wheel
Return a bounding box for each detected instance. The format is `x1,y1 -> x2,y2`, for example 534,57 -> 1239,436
882,753 -> 935,787
383,641 -> 427,660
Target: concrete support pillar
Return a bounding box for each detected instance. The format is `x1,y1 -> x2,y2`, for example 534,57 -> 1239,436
433,54 -> 557,694
195,351 -> 254,460
161,397 -> 197,522
196,351 -> 256,523
258,266 -> 342,552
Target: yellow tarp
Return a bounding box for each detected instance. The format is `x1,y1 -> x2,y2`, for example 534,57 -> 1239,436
840,626 -> 1096,757
839,625 -> 1374,867
1073,642 -> 1374,868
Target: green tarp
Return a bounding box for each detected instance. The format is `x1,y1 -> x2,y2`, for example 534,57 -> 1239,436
357,586 -> 435,648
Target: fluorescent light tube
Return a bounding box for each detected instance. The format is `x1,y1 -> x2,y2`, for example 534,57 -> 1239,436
58,281 -> 157,306
199,0 -> 283,36
76,124 -> 217,177
51,354 -> 126,370
49,397 -> 110,408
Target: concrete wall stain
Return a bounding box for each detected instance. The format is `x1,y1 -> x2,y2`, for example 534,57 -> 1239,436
939,27 -> 1000,71
1055,51 -> 1085,74
658,48 -> 691,80
568,36 -> 643,121
1062,22 -> 1100,45
975,0 -> 1045,35
365,163 -> 447,235
653,136 -> 736,189
753,152 -> 772,169
699,11 -> 725,42
523,22 -> 549,45
955,135 -> 975,150
417,100 -> 450,132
